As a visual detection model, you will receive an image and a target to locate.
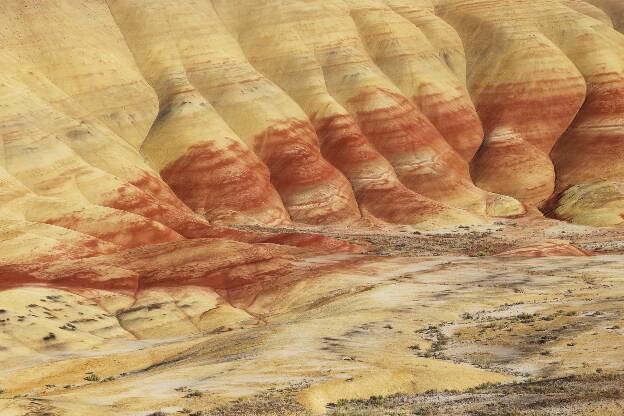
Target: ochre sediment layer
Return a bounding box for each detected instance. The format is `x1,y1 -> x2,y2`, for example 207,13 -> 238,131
2,3 -> 624,415
2,0 -> 624,284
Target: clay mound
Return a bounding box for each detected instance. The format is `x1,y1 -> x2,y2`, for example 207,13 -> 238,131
543,181 -> 624,227
2,3 -> 624,413
1,0 -> 624,277
435,0 -> 624,225
0,239 -> 299,292
495,240 -> 590,257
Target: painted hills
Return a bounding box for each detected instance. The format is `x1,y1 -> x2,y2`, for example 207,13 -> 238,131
2,1 -> 624,415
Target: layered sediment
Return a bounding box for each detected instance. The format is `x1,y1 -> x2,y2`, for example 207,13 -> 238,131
1,0 -> 624,288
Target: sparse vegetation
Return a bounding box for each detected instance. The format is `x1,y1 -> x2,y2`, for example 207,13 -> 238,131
412,326 -> 448,358
59,323 -> 77,331
84,373 -> 100,382
328,374 -> 624,415
204,386 -> 308,416
515,312 -> 536,323
461,312 -> 474,320
184,390 -> 203,398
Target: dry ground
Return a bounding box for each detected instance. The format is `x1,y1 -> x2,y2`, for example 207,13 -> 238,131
232,215 -> 624,256
1,220 -> 624,415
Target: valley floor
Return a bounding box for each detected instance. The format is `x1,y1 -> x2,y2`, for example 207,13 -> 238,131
1,222 -> 624,415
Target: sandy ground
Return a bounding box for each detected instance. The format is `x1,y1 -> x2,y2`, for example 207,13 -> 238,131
1,220 -> 623,415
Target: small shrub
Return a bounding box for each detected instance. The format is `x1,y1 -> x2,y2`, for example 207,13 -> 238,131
84,373 -> 100,382
461,312 -> 474,320
368,395 -> 384,405
516,313 -> 535,322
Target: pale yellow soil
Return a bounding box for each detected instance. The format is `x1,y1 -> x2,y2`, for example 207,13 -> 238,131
1,240 -> 623,415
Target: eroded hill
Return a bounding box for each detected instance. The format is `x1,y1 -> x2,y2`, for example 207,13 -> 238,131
2,1 -> 624,415
3,0 -> 624,251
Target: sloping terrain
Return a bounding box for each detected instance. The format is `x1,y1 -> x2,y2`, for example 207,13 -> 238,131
2,0 -> 624,415
3,0 -> 624,242
1,251 -> 624,415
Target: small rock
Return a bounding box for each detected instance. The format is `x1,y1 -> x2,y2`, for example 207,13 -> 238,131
42,333 -> 56,341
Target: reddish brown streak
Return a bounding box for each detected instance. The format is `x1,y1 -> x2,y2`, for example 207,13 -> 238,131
161,141 -> 289,224
252,118 -> 361,225
315,113 -> 452,224
413,90 -> 484,161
